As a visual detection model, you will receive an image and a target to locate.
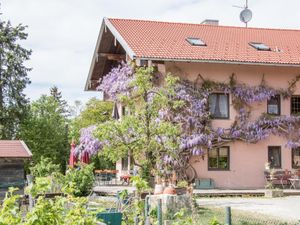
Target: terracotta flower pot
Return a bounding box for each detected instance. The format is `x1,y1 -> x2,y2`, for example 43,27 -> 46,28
163,186 -> 176,195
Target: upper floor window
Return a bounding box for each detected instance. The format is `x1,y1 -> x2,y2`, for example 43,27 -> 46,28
209,93 -> 229,119
267,95 -> 280,115
268,146 -> 281,169
291,96 -> 300,115
292,148 -> 300,169
208,146 -> 230,170
249,42 -> 271,51
186,37 -> 206,46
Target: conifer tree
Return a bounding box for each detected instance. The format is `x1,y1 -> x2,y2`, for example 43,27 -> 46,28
0,14 -> 31,139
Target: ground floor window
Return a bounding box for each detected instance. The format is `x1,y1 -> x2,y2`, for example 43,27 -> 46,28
292,148 -> 300,169
121,157 -> 129,170
208,146 -> 230,170
268,146 -> 281,169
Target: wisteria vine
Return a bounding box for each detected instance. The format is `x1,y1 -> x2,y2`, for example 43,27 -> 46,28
80,62 -> 300,174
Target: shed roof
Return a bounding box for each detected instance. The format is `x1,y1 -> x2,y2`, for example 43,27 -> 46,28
0,140 -> 32,158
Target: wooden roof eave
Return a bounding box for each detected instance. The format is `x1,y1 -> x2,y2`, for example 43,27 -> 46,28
85,18 -> 136,91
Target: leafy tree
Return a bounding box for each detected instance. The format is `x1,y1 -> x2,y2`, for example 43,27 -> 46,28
69,97 -> 113,141
69,100 -> 83,117
19,95 -> 69,171
0,14 -> 31,139
95,67 -> 181,181
69,98 -> 114,170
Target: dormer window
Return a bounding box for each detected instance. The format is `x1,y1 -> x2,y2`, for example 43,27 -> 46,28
249,42 -> 271,51
186,37 -> 206,46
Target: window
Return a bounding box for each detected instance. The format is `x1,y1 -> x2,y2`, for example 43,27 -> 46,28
292,148 -> 300,169
186,37 -> 206,46
267,95 -> 280,115
291,96 -> 300,115
268,146 -> 281,169
121,157 -> 129,170
208,147 -> 230,170
249,42 -> 271,51
209,93 -> 229,119
122,106 -> 128,116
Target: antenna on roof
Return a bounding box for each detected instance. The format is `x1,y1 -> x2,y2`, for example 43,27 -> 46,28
233,0 -> 252,28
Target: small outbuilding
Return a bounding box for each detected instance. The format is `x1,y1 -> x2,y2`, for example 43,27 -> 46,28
0,140 -> 32,196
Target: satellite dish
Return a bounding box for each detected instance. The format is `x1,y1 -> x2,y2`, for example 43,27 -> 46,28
240,8 -> 252,24
233,0 -> 253,27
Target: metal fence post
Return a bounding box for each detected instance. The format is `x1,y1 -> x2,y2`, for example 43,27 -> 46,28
225,206 -> 232,225
26,174 -> 34,210
145,195 -> 151,225
157,198 -> 162,225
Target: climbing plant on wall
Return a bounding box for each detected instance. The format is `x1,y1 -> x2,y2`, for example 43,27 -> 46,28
85,61 -> 300,180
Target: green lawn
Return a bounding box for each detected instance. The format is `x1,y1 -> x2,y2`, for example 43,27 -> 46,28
194,206 -> 298,225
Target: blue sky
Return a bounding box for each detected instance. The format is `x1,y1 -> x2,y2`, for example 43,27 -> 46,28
1,0 -> 300,105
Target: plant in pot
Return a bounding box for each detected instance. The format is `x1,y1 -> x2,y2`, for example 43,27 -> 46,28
175,180 -> 189,195
154,176 -> 164,195
264,169 -> 283,198
264,162 -> 271,171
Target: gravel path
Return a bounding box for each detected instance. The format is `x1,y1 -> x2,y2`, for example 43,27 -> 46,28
197,196 -> 300,222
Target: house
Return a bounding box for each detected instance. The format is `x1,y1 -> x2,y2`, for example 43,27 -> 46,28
85,18 -> 300,189
0,140 -> 32,196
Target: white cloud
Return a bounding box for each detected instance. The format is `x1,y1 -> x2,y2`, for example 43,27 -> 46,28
1,0 -> 300,104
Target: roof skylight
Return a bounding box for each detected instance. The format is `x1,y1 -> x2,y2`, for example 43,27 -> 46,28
249,42 -> 271,51
186,37 -> 206,46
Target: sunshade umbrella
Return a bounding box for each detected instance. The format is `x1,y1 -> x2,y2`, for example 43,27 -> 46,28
112,101 -> 120,120
69,140 -> 77,167
81,150 -> 90,164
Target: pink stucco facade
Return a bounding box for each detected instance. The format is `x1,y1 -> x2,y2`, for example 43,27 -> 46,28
163,61 -> 300,189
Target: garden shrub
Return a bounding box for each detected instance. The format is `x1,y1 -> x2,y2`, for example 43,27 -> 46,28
0,188 -> 22,225
30,157 -> 60,178
0,188 -> 98,225
64,163 -> 95,196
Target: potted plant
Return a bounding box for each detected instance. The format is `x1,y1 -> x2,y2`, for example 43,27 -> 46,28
265,162 -> 271,171
175,180 -> 188,195
264,170 -> 283,198
154,176 -> 164,195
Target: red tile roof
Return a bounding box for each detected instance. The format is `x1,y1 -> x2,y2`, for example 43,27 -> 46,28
0,140 -> 32,158
108,18 -> 300,65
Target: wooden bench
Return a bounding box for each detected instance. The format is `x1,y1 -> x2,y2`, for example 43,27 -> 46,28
264,170 -> 292,188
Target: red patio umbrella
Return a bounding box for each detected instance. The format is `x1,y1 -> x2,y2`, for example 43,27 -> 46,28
69,140 -> 77,167
81,150 -> 90,164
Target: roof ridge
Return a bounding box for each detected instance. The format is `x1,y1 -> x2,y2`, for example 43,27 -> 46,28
107,17 -> 300,32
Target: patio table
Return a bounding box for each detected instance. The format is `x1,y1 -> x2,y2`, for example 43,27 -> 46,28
95,170 -> 118,185
288,178 -> 300,189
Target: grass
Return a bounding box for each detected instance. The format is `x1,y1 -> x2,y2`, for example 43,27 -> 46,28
193,206 -> 298,225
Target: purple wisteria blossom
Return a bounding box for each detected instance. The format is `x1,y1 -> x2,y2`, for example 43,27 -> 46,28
75,125 -> 102,156
94,63 -> 300,168
232,84 -> 277,103
97,61 -> 133,100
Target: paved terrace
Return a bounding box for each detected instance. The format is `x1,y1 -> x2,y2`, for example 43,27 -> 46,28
92,186 -> 300,222
92,185 -> 300,197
